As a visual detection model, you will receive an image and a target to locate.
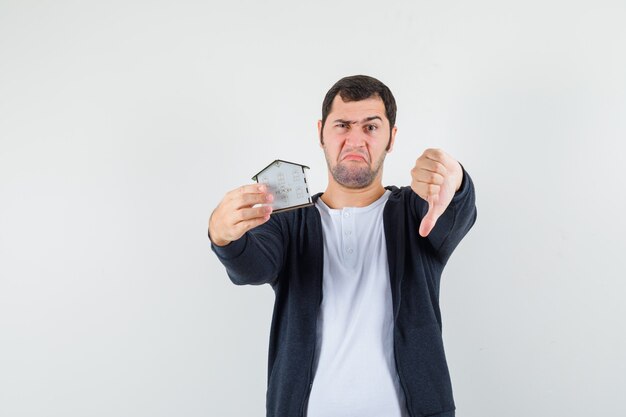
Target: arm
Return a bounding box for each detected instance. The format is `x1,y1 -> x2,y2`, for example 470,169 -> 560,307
210,214 -> 285,286
208,184 -> 284,286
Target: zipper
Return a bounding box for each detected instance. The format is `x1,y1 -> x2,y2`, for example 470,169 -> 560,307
392,256 -> 415,417
299,211 -> 324,417
299,260 -> 323,417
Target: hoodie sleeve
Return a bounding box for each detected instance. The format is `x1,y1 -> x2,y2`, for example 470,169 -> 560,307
209,213 -> 286,286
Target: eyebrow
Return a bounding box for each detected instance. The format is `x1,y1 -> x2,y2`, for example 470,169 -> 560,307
332,116 -> 383,124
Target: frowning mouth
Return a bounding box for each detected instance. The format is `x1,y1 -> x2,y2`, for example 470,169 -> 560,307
341,153 -> 368,163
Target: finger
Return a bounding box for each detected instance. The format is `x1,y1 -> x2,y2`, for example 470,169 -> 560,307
235,191 -> 274,209
230,183 -> 270,196
228,183 -> 273,208
423,148 -> 448,164
234,205 -> 273,223
419,157 -> 448,176
419,194 -> 445,237
411,181 -> 440,199
412,168 -> 445,185
233,211 -> 272,236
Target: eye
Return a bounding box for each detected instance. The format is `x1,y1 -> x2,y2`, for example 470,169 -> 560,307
336,123 -> 348,129
366,124 -> 378,131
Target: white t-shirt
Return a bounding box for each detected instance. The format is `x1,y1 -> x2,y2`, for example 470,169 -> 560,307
307,190 -> 409,417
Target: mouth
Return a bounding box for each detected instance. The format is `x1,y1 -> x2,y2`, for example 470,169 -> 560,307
341,153 -> 368,163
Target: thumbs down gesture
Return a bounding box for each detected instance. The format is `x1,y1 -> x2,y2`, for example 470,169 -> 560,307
410,148 -> 464,237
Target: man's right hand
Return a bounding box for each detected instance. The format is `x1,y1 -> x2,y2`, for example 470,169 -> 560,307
208,184 -> 274,247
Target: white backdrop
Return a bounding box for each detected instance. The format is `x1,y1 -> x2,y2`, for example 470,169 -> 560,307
1,1 -> 625,416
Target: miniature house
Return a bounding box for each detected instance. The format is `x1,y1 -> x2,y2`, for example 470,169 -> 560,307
252,159 -> 313,213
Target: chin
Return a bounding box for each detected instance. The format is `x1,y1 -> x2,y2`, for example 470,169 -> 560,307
332,165 -> 375,189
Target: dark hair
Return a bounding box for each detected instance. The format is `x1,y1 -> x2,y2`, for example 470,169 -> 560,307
320,75 -> 397,140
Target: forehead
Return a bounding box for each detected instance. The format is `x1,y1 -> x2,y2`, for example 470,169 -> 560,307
328,95 -> 387,122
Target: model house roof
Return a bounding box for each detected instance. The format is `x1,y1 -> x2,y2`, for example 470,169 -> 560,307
252,159 -> 310,180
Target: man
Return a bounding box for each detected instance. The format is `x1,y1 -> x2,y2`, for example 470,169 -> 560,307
208,75 -> 477,417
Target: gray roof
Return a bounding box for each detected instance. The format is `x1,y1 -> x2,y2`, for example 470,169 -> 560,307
252,159 -> 310,180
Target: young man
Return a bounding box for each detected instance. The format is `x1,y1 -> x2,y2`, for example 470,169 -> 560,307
209,75 -> 477,417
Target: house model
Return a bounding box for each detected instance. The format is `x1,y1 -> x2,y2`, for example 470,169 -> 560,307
252,159 -> 313,213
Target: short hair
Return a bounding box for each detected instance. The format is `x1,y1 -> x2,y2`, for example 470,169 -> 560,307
321,75 -> 397,134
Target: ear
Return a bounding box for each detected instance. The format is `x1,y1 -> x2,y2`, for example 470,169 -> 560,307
386,125 -> 398,153
317,120 -> 324,147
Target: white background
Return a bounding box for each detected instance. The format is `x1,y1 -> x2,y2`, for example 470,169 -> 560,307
1,1 -> 625,416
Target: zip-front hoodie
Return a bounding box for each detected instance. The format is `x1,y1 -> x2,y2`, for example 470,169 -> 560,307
211,167 -> 477,417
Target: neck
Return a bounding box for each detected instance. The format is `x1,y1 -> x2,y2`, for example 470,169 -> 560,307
320,174 -> 386,209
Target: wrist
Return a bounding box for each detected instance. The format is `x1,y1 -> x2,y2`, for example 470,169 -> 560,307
208,212 -> 230,247
454,162 -> 463,192
210,235 -> 231,247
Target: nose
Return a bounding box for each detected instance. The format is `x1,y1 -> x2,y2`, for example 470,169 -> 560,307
344,127 -> 367,148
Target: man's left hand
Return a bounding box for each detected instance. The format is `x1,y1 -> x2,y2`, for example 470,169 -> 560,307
410,148 -> 463,237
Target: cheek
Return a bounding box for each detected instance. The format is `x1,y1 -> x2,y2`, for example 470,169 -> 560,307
322,141 -> 340,157
324,137 -> 344,152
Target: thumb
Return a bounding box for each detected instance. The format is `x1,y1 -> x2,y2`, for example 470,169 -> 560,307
419,194 -> 442,237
